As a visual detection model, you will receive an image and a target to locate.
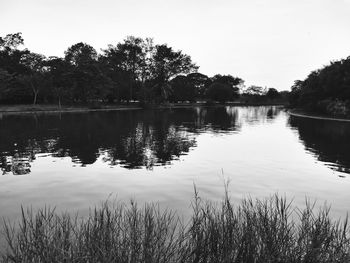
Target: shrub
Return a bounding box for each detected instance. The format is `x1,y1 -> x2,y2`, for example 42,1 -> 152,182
317,99 -> 350,117
206,83 -> 234,103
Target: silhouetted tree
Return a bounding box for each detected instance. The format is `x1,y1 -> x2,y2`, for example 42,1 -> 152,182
152,44 -> 198,102
0,33 -> 30,103
46,57 -> 71,108
0,33 -> 250,106
101,37 -> 155,103
207,74 -> 244,102
187,72 -> 210,99
266,88 -> 280,100
0,68 -> 13,100
206,83 -> 233,103
64,42 -> 102,103
169,75 -> 196,102
115,36 -> 145,102
245,85 -> 264,96
289,56 -> 350,116
20,52 -> 48,105
100,46 -> 128,102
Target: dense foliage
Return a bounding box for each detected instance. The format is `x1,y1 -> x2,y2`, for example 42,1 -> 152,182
290,56 -> 350,116
0,33 -> 250,105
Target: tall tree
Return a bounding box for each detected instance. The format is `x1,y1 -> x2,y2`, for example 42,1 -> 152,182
152,44 -> 198,101
64,42 -> 97,66
0,33 -> 29,102
64,42 -> 101,103
117,36 -> 150,102
206,82 -> 234,103
46,56 -> 70,108
100,44 -> 125,102
170,75 -> 196,102
102,36 -> 147,102
211,74 -> 243,99
187,72 -> 210,99
244,85 -> 264,96
266,88 -> 280,100
0,68 -> 13,100
20,52 -> 48,105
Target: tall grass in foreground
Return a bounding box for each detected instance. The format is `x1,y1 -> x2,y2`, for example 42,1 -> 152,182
2,192 -> 350,262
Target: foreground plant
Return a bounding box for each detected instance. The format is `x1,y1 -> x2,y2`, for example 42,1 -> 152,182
2,192 -> 350,262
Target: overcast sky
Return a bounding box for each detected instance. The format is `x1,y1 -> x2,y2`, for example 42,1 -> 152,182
1,0 -> 350,90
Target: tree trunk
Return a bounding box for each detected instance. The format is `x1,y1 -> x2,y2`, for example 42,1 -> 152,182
129,78 -> 133,103
58,96 -> 61,109
30,80 -> 38,105
33,90 -> 38,105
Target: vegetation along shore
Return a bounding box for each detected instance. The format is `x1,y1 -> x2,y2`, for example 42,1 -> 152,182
2,31 -> 350,121
0,33 -> 288,109
2,192 -> 350,262
289,56 -> 350,119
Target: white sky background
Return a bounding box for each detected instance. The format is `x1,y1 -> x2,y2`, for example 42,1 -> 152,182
1,0 -> 350,91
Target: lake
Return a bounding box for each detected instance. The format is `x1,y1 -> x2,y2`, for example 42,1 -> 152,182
1,106 -> 350,222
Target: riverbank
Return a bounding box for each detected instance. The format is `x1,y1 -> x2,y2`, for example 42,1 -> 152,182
0,102 -> 287,115
0,104 -> 142,115
289,109 -> 350,122
2,193 -> 349,262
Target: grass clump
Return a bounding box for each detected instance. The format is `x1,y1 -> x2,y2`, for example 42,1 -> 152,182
2,201 -> 185,262
2,192 -> 350,262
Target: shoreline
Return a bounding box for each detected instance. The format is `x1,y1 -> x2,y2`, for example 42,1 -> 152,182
288,109 -> 350,122
0,106 -> 143,115
0,102 -> 286,115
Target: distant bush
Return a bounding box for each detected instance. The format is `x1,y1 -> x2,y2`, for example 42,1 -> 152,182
87,101 -> 103,109
315,99 -> 350,117
206,83 -> 235,103
2,192 -> 350,262
326,99 -> 349,116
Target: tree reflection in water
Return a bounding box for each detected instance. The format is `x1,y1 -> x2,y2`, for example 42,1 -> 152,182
233,106 -> 281,126
1,154 -> 32,175
0,107 -> 245,174
2,107 -> 348,177
289,116 -> 350,175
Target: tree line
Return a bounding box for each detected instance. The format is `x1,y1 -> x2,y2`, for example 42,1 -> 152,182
0,33 -> 286,106
290,56 -> 350,116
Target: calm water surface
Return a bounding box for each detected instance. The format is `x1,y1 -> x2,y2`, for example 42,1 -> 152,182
1,106 -> 350,222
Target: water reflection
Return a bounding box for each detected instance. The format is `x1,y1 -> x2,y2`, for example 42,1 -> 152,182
1,154 -> 32,175
233,106 -> 281,126
289,116 -> 350,175
2,107 -> 269,174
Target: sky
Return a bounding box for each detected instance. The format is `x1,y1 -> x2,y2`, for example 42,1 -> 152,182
1,0 -> 350,91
